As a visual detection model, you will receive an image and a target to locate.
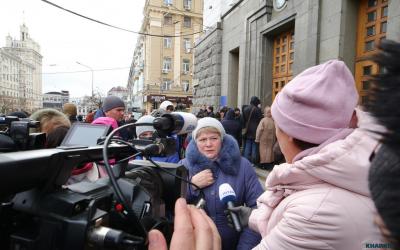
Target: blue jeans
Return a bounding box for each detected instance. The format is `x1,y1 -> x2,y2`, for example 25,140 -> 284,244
243,139 -> 258,164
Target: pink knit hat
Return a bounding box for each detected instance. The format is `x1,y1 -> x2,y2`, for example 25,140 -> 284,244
271,60 -> 358,144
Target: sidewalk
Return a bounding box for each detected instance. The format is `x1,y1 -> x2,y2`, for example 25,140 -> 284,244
254,167 -> 270,189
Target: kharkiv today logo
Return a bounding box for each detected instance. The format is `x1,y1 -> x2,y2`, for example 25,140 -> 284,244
362,241 -> 393,249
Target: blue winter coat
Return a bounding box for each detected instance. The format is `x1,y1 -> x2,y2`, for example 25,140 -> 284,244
180,134 -> 263,250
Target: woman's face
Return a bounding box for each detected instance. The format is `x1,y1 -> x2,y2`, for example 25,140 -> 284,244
196,131 -> 222,160
275,125 -> 302,163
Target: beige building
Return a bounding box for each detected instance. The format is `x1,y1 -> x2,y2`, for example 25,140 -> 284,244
0,24 -> 42,114
128,0 -> 203,113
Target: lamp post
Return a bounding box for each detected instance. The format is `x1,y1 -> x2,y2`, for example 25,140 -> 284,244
76,61 -> 94,97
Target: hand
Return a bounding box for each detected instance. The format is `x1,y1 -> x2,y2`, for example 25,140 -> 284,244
191,169 -> 214,189
226,205 -> 253,228
148,198 -> 221,250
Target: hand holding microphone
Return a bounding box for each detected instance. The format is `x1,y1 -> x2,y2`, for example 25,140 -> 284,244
226,206 -> 253,228
218,183 -> 242,232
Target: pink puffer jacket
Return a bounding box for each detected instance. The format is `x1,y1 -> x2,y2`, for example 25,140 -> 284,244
249,112 -> 384,250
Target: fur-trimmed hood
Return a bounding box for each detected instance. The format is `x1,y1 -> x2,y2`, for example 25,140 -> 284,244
185,134 -> 241,176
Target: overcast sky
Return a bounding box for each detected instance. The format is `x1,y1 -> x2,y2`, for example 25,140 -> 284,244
0,0 -> 145,97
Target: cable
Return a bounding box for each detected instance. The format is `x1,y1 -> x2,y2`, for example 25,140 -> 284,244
1,67 -> 130,76
147,158 -> 205,200
102,122 -> 147,240
41,0 -> 203,38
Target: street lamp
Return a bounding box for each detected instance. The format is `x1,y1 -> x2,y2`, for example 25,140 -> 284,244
76,61 -> 94,97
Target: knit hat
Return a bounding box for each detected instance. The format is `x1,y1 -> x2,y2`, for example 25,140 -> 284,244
271,60 -> 358,144
102,96 -> 125,112
192,117 -> 226,140
160,100 -> 174,111
63,103 -> 77,116
135,115 -> 156,137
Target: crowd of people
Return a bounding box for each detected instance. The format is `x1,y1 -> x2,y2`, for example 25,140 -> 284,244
2,39 -> 400,249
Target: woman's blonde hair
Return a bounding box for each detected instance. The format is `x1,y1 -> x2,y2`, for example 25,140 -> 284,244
195,126 -> 221,139
30,108 -> 71,133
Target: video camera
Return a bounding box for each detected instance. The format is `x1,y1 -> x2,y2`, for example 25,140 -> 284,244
0,112 -> 199,250
0,116 -> 46,152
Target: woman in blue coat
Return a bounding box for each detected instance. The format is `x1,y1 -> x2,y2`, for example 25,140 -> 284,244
180,117 -> 263,250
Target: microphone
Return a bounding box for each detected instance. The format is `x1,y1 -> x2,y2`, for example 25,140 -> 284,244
153,112 -> 197,135
140,137 -> 177,156
218,183 -> 242,232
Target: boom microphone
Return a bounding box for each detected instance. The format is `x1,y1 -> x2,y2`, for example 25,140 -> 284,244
153,112 -> 197,135
218,183 -> 242,232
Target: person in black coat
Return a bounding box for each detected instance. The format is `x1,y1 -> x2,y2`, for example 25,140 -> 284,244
242,96 -> 263,164
221,108 -> 242,146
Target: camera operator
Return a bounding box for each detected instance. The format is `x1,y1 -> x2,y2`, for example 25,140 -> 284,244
136,115 -> 180,163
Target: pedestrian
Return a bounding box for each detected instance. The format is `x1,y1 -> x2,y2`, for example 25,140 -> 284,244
180,117 -> 263,250
242,96 -> 263,164
206,105 -> 216,118
85,110 -> 94,123
30,108 -> 71,135
221,108 -> 241,145
230,60 -> 382,249
102,96 -> 125,122
159,100 -> 174,113
255,106 -> 276,170
63,103 -> 79,124
135,115 -> 180,163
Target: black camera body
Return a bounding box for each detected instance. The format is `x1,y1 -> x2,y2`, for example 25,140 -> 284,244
0,145 -> 187,250
0,116 -> 46,152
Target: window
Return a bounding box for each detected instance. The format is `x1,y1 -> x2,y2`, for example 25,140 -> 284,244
164,37 -> 172,48
164,15 -> 173,25
184,16 -> 191,28
164,0 -> 172,5
183,38 -> 191,52
363,65 -> 372,75
182,80 -> 190,92
381,22 -> 387,33
162,79 -> 172,91
367,11 -> 376,22
366,26 -> 375,36
163,57 -> 172,72
362,81 -> 370,90
183,0 -> 191,10
365,40 -> 375,51
182,59 -> 190,73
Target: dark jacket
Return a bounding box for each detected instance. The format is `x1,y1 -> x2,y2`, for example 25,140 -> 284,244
242,97 -> 263,140
221,109 -> 242,145
180,135 -> 263,250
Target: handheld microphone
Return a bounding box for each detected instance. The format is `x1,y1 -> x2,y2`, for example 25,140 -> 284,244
218,183 -> 242,232
153,112 -> 197,135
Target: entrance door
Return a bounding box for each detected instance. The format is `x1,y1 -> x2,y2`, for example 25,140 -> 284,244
355,0 -> 388,104
272,29 -> 294,100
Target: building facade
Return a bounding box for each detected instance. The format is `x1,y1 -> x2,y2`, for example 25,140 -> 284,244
128,0 -> 203,113
0,24 -> 43,114
107,86 -> 129,102
193,0 -> 400,110
43,90 -> 69,110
